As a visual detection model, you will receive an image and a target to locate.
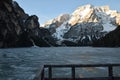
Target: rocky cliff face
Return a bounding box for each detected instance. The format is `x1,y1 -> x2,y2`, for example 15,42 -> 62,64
42,4 -> 120,46
42,14 -> 70,35
68,5 -> 120,26
93,25 -> 120,47
0,0 -> 56,48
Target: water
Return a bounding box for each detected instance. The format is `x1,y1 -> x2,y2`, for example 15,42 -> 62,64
0,47 -> 120,80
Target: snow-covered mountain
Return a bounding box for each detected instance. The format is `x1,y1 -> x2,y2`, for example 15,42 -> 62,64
42,4 -> 120,46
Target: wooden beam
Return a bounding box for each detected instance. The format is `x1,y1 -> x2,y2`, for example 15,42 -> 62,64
71,66 -> 75,80
108,66 -> 113,80
48,66 -> 52,80
39,63 -> 120,80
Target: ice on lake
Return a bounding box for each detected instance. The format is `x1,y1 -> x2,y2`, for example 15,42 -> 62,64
0,47 -> 120,80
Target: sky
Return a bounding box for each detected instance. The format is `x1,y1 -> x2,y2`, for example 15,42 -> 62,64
15,0 -> 120,24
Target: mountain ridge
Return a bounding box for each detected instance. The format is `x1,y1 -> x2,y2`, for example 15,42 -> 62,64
1,1 -> 120,48
0,0 -> 57,48
42,4 -> 120,27
42,4 -> 120,46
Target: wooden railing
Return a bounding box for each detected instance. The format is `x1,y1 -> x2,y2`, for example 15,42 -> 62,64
34,64 -> 120,80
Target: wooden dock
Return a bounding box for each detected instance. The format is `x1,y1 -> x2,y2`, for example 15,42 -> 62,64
34,64 -> 120,80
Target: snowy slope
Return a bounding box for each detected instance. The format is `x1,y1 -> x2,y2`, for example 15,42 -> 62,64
52,21 -> 71,40
42,4 -> 120,45
95,7 -> 117,32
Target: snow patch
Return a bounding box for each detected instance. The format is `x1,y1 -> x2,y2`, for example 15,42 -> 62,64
95,9 -> 117,32
52,21 -> 70,40
88,35 -> 92,41
102,23 -> 116,32
81,36 -> 86,41
80,8 -> 91,19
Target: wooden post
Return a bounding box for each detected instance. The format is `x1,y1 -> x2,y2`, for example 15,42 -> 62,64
41,68 -> 44,80
48,66 -> 52,80
72,66 -> 75,80
108,66 -> 113,80
41,64 -> 120,80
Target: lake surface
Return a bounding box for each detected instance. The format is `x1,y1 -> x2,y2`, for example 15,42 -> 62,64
0,47 -> 120,80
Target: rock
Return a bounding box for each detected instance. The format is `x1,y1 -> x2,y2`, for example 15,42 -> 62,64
92,25 -> 120,47
42,4 -> 120,46
62,40 -> 78,46
0,0 -> 57,48
29,27 -> 58,47
0,0 -> 21,48
68,4 -> 98,26
42,14 -> 70,27
24,15 -> 57,47
16,31 -> 33,47
25,15 -> 39,29
42,14 -> 70,34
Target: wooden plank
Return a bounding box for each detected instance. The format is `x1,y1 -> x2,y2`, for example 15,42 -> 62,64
44,64 -> 120,68
33,66 -> 44,80
39,64 -> 120,80
41,68 -> 44,80
44,77 -> 120,80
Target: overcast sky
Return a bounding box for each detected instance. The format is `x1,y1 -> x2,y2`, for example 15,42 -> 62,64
15,0 -> 120,24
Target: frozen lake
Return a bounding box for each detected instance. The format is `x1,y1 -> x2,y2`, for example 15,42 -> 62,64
0,47 -> 120,80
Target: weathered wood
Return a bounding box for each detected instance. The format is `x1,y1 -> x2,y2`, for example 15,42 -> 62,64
44,77 -> 120,80
108,66 -> 113,80
41,68 -> 44,80
71,66 -> 75,80
39,63 -> 120,80
33,66 -> 44,80
44,64 -> 120,68
48,66 -> 52,80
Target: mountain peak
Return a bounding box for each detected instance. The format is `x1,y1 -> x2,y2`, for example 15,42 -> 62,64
82,4 -> 94,8
42,13 -> 70,27
95,5 -> 110,12
100,5 -> 110,10
41,4 -> 120,45
69,4 -> 120,26
43,5 -> 120,27
77,4 -> 94,9
69,4 -> 96,26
